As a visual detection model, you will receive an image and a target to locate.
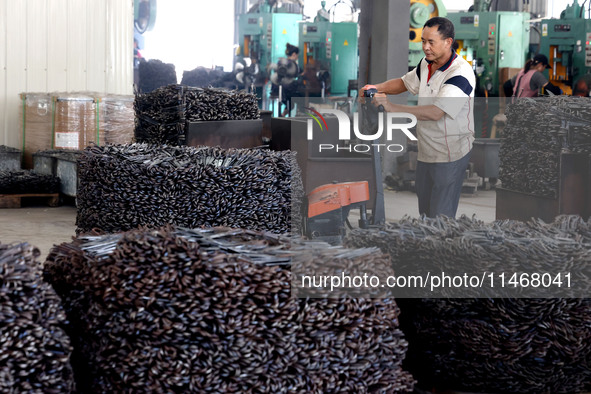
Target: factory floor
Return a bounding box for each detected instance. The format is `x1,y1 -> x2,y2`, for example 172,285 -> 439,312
0,188 -> 496,261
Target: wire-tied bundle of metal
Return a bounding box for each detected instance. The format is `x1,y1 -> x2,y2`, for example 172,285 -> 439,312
43,226 -> 415,393
134,85 -> 259,146
184,87 -> 259,122
134,85 -> 187,145
0,241 -> 74,393
500,97 -> 591,198
0,170 -> 60,194
75,143 -> 304,235
345,215 -> 591,393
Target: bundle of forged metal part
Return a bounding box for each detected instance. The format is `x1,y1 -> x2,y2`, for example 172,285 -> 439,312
0,170 -> 60,194
43,226 -> 415,393
75,143 -> 304,235
184,87 -> 259,122
345,215 -> 591,393
180,67 -> 235,89
134,85 -> 259,145
137,59 -> 177,94
134,85 -> 187,145
500,96 -> 591,198
0,242 -> 74,393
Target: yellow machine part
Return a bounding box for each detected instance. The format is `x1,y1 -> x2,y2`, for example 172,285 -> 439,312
303,42 -> 310,67
409,0 -> 444,45
548,45 -> 573,95
243,36 -> 251,57
455,40 -> 473,66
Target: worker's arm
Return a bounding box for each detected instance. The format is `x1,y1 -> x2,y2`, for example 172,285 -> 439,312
372,93 -> 445,121
542,81 -> 562,95
533,71 -> 562,95
502,79 -> 514,98
359,78 -> 408,98
373,78 -> 408,95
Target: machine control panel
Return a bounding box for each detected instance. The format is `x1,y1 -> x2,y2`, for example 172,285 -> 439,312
266,23 -> 272,50
554,24 -> 572,32
488,23 -> 496,55
586,32 -> 591,67
326,31 -> 332,59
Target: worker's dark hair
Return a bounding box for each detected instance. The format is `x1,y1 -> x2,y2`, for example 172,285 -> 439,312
285,43 -> 299,56
523,59 -> 534,73
424,17 -> 459,51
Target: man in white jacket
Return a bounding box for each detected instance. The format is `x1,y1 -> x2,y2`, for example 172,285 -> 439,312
362,17 -> 475,218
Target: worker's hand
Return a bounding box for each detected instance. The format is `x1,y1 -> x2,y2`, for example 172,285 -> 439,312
357,84 -> 376,103
372,93 -> 390,111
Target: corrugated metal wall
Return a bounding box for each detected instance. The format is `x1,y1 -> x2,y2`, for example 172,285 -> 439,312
0,0 -> 134,148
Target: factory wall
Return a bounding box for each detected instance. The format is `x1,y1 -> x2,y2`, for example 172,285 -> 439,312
0,0 -> 134,148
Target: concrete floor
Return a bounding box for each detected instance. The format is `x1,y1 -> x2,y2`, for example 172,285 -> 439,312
0,205 -> 77,260
0,189 -> 496,261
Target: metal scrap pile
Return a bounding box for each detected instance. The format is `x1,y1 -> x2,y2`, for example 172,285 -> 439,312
345,215 -> 591,393
134,85 -> 259,145
0,242 -> 74,393
500,96 -> 591,198
44,226 -> 415,393
0,170 -> 60,194
76,143 -> 304,235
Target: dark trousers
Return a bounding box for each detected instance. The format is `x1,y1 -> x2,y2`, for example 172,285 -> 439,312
415,150 -> 472,218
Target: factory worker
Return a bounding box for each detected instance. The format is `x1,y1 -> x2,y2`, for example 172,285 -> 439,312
507,54 -> 562,97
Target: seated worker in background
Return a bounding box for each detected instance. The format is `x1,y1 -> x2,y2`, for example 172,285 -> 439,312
573,76 -> 591,97
298,59 -> 324,98
504,54 -> 562,97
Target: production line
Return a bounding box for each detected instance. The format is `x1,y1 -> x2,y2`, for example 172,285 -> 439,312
1,0 -> 591,392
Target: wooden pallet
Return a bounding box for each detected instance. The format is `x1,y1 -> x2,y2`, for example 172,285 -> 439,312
0,193 -> 59,208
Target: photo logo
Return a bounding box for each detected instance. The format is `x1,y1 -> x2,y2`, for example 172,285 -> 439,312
304,107 -> 328,132
305,108 -> 418,153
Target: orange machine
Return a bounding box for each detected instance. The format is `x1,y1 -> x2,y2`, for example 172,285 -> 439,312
302,87 -> 386,243
305,181 -> 372,242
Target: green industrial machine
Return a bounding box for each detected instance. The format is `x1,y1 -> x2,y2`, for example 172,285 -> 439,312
409,0 -> 447,69
235,1 -> 302,88
447,10 -> 530,96
539,0 -> 591,96
445,3 -> 530,138
298,3 -> 358,96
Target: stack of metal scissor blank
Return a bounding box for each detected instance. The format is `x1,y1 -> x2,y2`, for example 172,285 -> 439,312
500,96 -> 591,198
345,215 -> 591,393
0,241 -> 74,393
76,143 -> 304,235
0,170 -> 60,194
134,85 -> 259,146
44,226 -> 415,393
